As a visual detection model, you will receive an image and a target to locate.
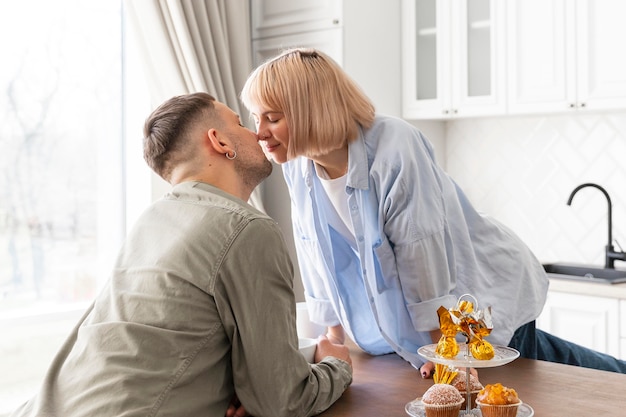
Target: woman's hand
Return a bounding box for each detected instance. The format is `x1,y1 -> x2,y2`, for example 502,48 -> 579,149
325,324 -> 345,345
419,361 -> 435,379
419,361 -> 478,379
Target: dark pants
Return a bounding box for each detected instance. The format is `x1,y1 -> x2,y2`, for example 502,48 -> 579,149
508,321 -> 626,374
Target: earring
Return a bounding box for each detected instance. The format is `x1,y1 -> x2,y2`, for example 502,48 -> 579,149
226,151 -> 237,160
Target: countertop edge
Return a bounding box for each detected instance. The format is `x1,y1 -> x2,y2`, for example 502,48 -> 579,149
547,274 -> 626,299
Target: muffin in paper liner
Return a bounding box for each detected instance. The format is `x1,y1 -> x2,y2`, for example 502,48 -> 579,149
422,383 -> 465,417
451,370 -> 483,409
459,389 -> 481,410
422,399 -> 464,417
475,400 -> 521,417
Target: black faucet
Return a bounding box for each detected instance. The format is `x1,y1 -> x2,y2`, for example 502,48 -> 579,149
567,183 -> 626,269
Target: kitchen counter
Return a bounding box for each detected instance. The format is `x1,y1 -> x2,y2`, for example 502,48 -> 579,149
542,273 -> 626,360
547,273 -> 626,298
318,342 -> 626,416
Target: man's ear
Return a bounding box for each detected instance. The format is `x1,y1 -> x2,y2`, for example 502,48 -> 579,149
206,128 -> 233,157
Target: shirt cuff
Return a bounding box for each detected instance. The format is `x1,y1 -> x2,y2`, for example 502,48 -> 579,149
305,295 -> 340,327
406,294 -> 457,332
318,356 -> 353,389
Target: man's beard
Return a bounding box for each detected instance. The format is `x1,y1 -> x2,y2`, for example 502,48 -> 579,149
234,147 -> 273,190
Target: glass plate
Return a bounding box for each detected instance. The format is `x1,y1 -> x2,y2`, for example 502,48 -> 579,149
417,344 -> 520,368
405,397 -> 534,417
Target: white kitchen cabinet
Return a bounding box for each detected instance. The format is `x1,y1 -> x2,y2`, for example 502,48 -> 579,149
250,0 -> 344,94
250,0 -> 341,40
401,0 -> 506,119
252,29 -> 343,68
621,300 -> 626,359
250,0 -> 402,116
537,291 -> 621,359
507,0 -> 626,114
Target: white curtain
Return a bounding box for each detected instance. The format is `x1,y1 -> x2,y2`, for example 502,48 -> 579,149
124,0 -> 265,210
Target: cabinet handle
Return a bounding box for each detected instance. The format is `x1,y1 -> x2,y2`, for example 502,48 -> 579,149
580,102 -> 586,108
443,109 -> 449,114
332,19 -> 340,25
452,109 -> 458,114
569,103 -> 576,108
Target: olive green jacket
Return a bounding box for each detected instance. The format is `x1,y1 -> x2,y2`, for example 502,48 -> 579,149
11,182 -> 351,417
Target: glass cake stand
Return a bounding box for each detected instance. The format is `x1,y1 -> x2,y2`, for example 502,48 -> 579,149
405,343 -> 534,417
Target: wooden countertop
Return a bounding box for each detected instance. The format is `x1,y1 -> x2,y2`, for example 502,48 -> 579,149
318,343 -> 626,416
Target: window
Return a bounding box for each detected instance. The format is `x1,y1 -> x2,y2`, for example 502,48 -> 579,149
0,1 -> 149,413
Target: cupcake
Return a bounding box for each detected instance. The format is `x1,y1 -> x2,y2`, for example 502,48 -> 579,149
475,383 -> 521,417
421,383 -> 464,417
450,370 -> 483,409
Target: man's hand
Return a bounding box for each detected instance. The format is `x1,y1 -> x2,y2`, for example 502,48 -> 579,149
225,394 -> 248,417
315,335 -> 352,367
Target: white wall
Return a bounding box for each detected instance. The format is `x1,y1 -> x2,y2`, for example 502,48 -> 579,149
342,0 -> 401,117
409,120 -> 447,167
445,111 -> 626,267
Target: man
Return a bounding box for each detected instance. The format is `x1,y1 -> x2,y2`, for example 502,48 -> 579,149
10,93 -> 352,417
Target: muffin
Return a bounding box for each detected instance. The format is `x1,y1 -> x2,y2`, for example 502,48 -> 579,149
450,370 -> 483,409
421,383 -> 464,417
475,383 -> 521,417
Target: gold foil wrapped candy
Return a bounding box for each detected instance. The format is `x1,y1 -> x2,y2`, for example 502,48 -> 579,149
435,295 -> 495,360
433,363 -> 458,384
435,306 -> 460,358
470,338 -> 495,360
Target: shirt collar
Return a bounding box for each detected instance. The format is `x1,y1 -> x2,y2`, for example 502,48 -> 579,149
298,123 -> 371,190
347,125 -> 370,190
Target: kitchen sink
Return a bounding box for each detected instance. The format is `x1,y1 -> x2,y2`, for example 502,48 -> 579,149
543,263 -> 626,284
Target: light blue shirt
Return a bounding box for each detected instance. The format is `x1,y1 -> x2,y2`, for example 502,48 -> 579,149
283,115 -> 549,367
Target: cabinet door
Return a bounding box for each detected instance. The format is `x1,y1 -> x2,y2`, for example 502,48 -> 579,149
452,0 -> 506,117
252,29 -> 343,67
506,0 -> 575,114
619,300 -> 626,360
576,0 -> 626,110
401,0 -> 450,119
402,0 -> 504,120
251,0 -> 342,40
508,0 -> 626,114
537,291 -> 620,358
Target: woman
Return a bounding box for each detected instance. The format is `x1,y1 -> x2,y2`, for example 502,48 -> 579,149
240,48 -> 626,375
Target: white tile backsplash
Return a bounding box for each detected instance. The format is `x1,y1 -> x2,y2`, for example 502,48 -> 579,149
444,112 -> 626,267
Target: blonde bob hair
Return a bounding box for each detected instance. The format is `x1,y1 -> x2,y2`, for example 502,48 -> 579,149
241,48 -> 375,159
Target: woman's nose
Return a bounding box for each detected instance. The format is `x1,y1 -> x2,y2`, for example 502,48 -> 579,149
257,127 -> 269,140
